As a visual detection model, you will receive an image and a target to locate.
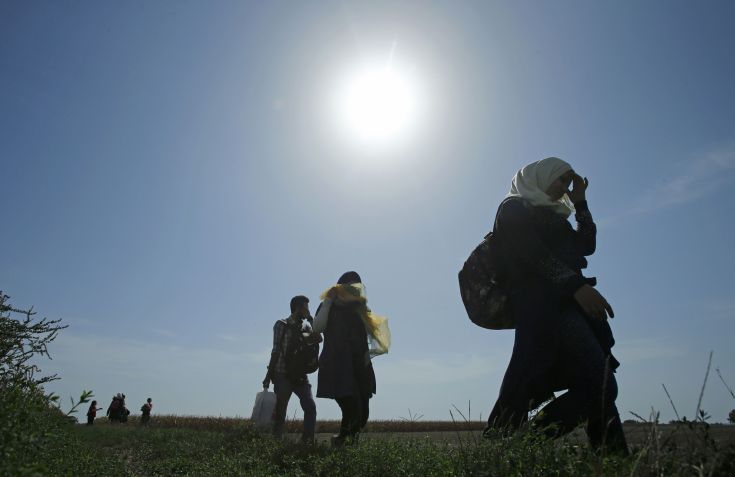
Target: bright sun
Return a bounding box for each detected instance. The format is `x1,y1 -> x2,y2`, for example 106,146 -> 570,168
332,50 -> 423,150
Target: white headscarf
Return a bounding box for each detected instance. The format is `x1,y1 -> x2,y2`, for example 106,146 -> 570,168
507,157 -> 574,217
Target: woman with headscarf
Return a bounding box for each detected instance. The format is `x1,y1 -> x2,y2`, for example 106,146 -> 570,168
486,157 -> 628,454
312,271 -> 390,447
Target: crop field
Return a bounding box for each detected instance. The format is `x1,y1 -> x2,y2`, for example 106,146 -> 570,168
119,415 -> 487,433
32,415 -> 732,476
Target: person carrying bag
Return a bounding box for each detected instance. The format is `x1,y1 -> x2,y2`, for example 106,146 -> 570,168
262,295 -> 321,444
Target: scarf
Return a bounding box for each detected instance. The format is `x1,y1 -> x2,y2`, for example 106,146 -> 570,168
507,157 -> 575,217
320,283 -> 391,357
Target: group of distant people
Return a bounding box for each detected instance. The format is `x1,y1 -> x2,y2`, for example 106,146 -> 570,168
264,157 -> 628,455
86,394 -> 153,426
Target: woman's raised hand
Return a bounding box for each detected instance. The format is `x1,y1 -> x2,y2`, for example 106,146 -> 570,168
573,284 -> 614,321
567,173 -> 588,204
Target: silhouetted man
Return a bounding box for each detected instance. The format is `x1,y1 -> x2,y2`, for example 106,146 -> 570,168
262,295 -> 320,443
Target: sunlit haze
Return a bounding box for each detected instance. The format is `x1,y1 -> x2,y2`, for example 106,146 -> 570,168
332,47 -> 424,151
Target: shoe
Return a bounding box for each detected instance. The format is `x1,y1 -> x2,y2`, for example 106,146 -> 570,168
331,434 -> 346,448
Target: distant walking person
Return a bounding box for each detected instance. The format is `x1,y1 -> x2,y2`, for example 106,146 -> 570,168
86,400 -> 102,425
140,398 -> 153,426
484,157 -> 628,454
106,394 -> 122,423
313,271 -> 391,447
262,295 -> 320,444
119,393 -> 130,423
106,393 -> 130,423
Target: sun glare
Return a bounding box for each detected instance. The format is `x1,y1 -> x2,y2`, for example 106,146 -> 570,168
332,50 -> 423,151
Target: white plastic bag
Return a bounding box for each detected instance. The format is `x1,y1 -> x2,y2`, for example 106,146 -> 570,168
250,390 -> 276,429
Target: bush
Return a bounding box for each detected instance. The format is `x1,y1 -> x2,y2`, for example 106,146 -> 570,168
0,292 -> 66,472
0,291 -> 123,475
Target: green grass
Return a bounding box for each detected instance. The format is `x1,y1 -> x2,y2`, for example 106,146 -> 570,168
29,416 -> 734,476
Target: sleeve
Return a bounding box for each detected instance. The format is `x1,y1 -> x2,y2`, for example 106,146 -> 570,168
265,321 -> 285,377
497,199 -> 587,298
572,200 -> 596,256
311,299 -> 332,334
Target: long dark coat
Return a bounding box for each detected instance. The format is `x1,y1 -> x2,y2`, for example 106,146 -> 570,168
316,301 -> 376,400
489,197 -> 618,426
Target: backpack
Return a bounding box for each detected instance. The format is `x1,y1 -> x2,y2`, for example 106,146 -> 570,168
458,220 -> 514,330
280,320 -> 319,380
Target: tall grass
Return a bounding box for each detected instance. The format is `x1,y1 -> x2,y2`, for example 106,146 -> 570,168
72,355 -> 735,476
68,415 -> 734,476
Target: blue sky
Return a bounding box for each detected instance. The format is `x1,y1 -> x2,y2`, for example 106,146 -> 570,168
2,0 -> 735,422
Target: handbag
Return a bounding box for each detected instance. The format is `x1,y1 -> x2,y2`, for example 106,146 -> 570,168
250,390 -> 276,429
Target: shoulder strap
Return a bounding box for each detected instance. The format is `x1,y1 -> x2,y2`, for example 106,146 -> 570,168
278,319 -> 303,355
489,196 -> 526,238
275,319 -> 287,336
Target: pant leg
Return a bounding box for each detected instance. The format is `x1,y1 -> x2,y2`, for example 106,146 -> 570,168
488,398 -> 528,431
487,287 -> 558,432
359,394 -> 370,430
534,390 -> 585,438
335,396 -> 361,437
272,373 -> 293,437
291,379 -> 317,441
535,308 -> 627,453
586,404 -> 629,455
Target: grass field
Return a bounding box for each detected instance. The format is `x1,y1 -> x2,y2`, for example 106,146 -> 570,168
52,415 -> 735,476
11,296 -> 735,476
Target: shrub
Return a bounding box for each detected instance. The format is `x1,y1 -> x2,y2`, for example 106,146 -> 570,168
0,291 -> 122,475
0,291 -> 67,472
